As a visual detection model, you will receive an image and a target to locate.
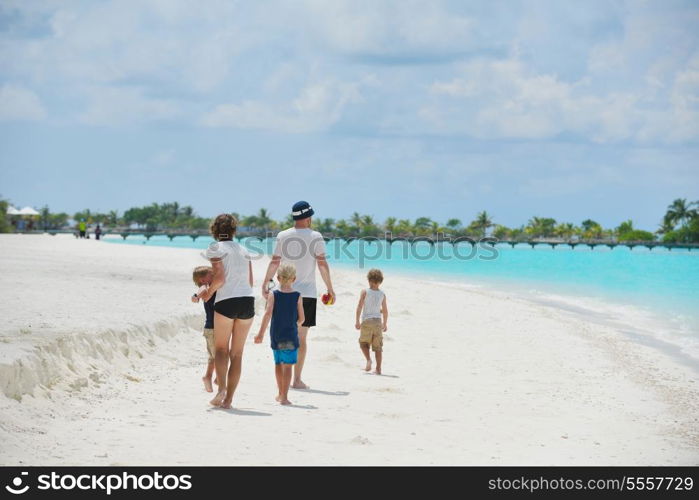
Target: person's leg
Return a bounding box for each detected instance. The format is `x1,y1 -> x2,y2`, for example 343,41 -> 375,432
211,312 -> 233,406
203,360 -> 215,392
292,326 -> 309,389
220,317 -> 254,409
203,331 -> 215,392
374,350 -> 382,375
372,324 -> 383,375
280,364 -> 293,404
360,344 -> 372,371
274,362 -> 283,401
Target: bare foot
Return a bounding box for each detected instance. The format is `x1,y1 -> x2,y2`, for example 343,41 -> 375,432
372,370 -> 382,375
220,397 -> 233,409
291,381 -> 309,389
202,377 -> 213,393
275,394 -> 281,402
210,390 -> 226,407
364,360 -> 372,371
280,399 -> 292,405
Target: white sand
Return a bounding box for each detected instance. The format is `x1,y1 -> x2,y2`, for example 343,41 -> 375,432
0,233 -> 697,465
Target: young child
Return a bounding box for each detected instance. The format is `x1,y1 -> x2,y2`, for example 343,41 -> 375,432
254,264 -> 304,405
191,266 -> 217,392
355,268 -> 389,374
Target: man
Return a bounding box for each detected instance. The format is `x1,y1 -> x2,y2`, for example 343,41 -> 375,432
262,200 -> 335,389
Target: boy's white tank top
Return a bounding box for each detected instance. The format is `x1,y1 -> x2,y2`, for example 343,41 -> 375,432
362,288 -> 384,321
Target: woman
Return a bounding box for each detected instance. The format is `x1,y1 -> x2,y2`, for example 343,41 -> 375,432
198,214 -> 255,409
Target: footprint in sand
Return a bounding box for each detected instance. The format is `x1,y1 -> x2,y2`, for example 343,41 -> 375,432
320,354 -> 353,367
375,412 -> 402,419
314,336 -> 341,342
351,435 -> 371,445
374,387 -> 403,394
360,386 -> 403,394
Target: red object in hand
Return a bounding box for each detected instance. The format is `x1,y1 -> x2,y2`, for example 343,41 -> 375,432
321,293 -> 334,305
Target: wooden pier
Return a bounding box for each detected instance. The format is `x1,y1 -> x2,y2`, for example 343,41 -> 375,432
39,229 -> 699,251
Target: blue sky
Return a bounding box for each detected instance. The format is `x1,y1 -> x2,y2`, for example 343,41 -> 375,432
0,0 -> 697,230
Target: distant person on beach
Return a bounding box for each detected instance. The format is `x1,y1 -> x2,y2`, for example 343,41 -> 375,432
78,220 -> 86,238
95,224 -> 102,240
198,214 -> 255,409
261,200 -> 335,390
355,269 -> 388,375
254,264 -> 304,405
191,266 -> 217,393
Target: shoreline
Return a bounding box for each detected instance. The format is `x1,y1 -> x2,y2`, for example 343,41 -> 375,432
102,234 -> 699,339
1,234 -> 698,465
329,260 -> 699,371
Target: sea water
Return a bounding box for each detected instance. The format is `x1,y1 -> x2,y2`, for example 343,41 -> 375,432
104,235 -> 699,366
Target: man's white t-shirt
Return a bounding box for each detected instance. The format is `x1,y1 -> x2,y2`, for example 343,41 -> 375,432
204,240 -> 254,302
273,227 -> 326,298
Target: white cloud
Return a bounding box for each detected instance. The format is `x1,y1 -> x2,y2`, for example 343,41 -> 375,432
201,79 -> 362,132
0,84 -> 47,121
0,1 -> 242,92
291,0 -> 475,57
422,54 -> 699,143
0,0 -> 697,144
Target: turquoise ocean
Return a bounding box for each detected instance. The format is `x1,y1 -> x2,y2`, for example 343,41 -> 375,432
104,235 -> 699,366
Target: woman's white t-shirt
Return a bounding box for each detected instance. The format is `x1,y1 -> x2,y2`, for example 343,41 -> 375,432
204,240 -> 254,302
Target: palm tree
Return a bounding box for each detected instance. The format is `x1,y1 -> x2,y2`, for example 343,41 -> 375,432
108,210 -> 119,226
556,222 -> 576,239
241,215 -> 259,232
360,215 -> 377,236
335,219 -> 350,238
40,205 -> 50,230
615,220 -> 633,237
580,219 -> 603,239
395,219 -> 413,236
657,214 -> 675,235
257,208 -> 272,231
413,217 -> 432,236
384,217 -> 397,234
492,225 -> 511,240
471,211 -> 493,237
317,218 -> 335,234
350,212 -> 362,236
666,198 -> 696,228
526,217 -> 557,238
446,218 -> 462,231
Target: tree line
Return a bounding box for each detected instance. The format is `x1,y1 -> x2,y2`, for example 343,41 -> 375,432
2,198 -> 698,243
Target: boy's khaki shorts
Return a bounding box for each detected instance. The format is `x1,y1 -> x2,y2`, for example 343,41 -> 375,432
203,328 -> 215,362
359,318 -> 383,352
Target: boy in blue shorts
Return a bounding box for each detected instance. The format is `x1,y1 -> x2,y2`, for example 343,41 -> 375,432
254,264 -> 305,405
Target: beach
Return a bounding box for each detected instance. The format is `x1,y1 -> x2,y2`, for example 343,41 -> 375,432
0,233 -> 697,465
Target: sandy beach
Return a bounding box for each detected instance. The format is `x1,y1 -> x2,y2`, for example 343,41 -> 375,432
0,233 -> 697,465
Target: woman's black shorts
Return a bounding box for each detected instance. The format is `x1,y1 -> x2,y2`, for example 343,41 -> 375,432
214,297 -> 255,320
